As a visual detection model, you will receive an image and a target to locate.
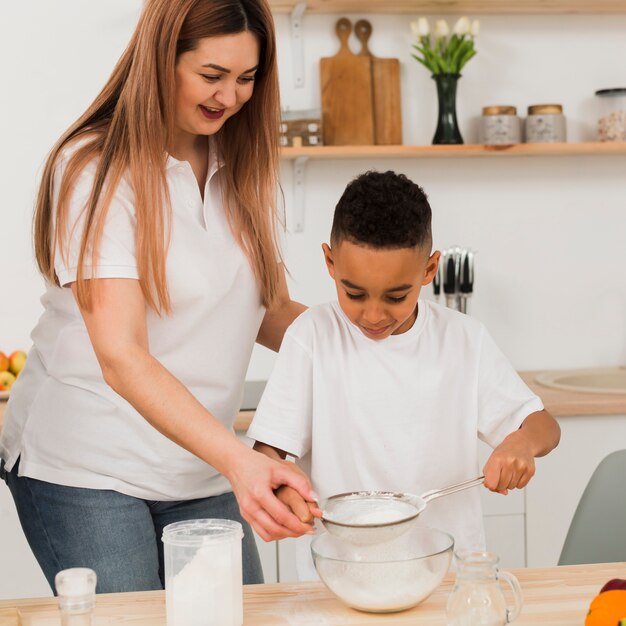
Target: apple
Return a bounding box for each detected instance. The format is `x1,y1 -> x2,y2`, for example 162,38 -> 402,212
8,350 -> 27,376
0,352 -> 8,373
0,371 -> 16,391
600,578 -> 626,593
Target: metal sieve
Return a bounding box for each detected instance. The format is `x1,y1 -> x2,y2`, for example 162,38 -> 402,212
321,475 -> 485,546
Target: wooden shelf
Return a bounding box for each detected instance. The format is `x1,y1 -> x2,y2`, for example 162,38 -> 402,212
280,142 -> 626,160
268,0 -> 626,14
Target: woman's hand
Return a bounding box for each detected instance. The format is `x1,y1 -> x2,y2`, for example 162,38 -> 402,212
225,447 -> 321,542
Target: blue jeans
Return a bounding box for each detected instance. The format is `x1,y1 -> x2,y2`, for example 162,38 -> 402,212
1,459 -> 263,593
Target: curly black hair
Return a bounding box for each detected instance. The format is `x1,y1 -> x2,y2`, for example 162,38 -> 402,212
330,170 -> 432,250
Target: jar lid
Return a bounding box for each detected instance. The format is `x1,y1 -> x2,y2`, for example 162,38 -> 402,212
55,568 -> 97,612
482,106 -> 517,116
528,104 -> 563,115
162,518 -> 243,547
595,88 -> 626,97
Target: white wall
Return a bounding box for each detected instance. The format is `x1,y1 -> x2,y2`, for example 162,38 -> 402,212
1,3 -> 626,379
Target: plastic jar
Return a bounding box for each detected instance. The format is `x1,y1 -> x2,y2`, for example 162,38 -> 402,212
479,106 -> 521,145
525,104 -> 566,143
55,568 -> 97,626
163,519 -> 244,626
595,88 -> 626,141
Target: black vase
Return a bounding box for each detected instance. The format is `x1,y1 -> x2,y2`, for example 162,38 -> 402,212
432,73 -> 464,145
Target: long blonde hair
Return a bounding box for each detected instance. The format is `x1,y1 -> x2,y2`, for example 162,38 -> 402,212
33,0 -> 282,313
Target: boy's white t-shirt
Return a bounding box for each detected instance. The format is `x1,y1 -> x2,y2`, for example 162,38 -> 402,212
247,300 -> 544,580
0,142 -> 266,500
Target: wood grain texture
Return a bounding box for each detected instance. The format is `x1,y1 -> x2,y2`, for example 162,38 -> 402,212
320,18 -> 375,146
1,563 -> 625,625
0,609 -> 19,626
355,19 -> 402,146
268,0 -> 626,14
280,142 -> 626,160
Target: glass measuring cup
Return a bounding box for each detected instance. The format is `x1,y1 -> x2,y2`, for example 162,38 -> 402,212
446,550 -> 523,625
321,475 -> 485,546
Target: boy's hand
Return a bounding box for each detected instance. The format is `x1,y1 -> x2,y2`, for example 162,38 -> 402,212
483,429 -> 536,495
275,484 -> 322,525
483,410 -> 560,495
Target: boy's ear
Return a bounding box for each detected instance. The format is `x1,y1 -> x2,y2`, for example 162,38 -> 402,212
322,243 -> 336,279
422,250 -> 441,285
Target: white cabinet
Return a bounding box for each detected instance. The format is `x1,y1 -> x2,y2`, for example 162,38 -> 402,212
526,413 -> 626,568
0,481 -> 51,600
254,534 -> 278,584
478,440 -> 527,569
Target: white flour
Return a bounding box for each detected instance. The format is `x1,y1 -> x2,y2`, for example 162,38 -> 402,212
316,559 -> 442,612
326,508 -> 410,524
166,542 -> 242,626
323,497 -> 417,525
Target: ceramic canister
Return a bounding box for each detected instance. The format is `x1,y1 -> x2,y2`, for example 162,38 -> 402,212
525,104 -> 566,143
479,106 -> 522,145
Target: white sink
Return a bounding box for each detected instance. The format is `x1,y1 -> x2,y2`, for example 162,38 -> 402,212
535,368 -> 626,395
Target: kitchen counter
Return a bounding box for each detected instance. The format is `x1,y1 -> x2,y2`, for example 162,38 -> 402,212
521,370 -> 626,417
1,562 -> 624,625
2,369 -> 625,436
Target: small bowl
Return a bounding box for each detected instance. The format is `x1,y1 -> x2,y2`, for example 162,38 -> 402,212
311,525 -> 454,613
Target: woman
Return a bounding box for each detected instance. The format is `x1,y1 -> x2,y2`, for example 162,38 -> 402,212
0,0 -> 317,592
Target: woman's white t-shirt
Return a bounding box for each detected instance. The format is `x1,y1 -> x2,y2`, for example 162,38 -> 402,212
0,144 -> 265,500
247,300 -> 544,579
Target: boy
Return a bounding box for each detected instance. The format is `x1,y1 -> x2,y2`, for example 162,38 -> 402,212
248,171 -> 560,579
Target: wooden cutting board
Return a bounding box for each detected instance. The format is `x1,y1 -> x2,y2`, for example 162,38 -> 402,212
320,18 -> 375,146
355,19 -> 403,145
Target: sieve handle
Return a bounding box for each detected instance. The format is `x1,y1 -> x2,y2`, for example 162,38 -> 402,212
421,475 -> 485,504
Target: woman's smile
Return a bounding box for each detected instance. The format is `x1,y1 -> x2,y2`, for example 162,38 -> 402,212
199,105 -> 225,120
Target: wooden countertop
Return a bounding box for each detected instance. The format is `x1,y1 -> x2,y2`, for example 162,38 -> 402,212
1,562 -> 625,625
2,369 -> 625,436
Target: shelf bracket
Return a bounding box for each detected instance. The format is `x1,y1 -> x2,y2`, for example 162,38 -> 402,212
290,2 -> 306,88
292,156 -> 309,233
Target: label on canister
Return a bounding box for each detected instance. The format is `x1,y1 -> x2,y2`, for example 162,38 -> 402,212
479,115 -> 522,145
525,114 -> 566,143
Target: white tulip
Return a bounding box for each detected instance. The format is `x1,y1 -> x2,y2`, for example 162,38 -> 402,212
453,16 -> 471,36
434,19 -> 450,39
470,19 -> 480,36
414,17 -> 430,37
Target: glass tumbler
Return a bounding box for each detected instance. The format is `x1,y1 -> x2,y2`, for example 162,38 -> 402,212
162,519 -> 244,626
446,550 -> 522,625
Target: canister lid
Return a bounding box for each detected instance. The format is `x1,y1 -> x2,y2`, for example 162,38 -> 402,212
162,518 -> 244,546
528,104 -> 563,115
482,105 -> 517,116
595,88 -> 626,97
55,568 -> 97,612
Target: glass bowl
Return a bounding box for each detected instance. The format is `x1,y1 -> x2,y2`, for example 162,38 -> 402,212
311,525 -> 454,613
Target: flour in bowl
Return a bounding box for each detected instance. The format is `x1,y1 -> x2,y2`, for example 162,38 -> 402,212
323,494 -> 418,526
